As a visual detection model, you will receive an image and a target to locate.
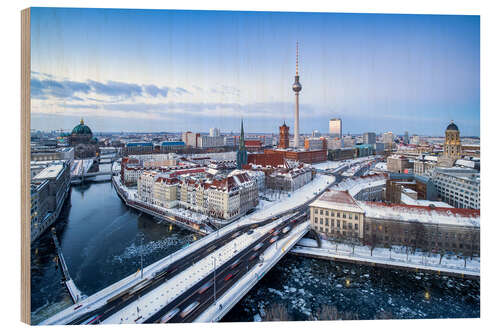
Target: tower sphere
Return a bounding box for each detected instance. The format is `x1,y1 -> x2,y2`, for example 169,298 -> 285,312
292,79 -> 302,92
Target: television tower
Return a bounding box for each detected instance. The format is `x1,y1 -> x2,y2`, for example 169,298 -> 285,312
292,41 -> 302,149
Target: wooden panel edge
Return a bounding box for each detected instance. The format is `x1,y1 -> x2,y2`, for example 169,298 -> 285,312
21,7 -> 31,325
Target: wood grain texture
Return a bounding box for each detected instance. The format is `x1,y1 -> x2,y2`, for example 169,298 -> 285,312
21,7 -> 31,325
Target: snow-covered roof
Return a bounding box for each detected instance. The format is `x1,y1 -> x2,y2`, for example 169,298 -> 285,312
33,164 -> 64,180
400,193 -> 453,208
310,190 -> 364,214
359,201 -> 479,227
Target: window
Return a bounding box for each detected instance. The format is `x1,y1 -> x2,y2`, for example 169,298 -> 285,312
314,209 -> 318,214
343,213 -> 346,218
325,210 -> 329,216
320,209 -> 323,215
337,221 -> 340,228
355,224 -> 358,230
348,223 -> 352,230
343,222 -> 346,229
349,214 -> 352,219
355,215 -> 358,220
314,217 -> 318,223
320,218 -> 323,225
337,212 -> 340,218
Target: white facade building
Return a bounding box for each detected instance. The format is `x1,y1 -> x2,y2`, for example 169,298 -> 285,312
197,135 -> 225,148
432,168 -> 480,209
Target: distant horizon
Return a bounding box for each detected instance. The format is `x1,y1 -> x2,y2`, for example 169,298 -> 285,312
30,8 -> 480,136
31,126 -> 481,139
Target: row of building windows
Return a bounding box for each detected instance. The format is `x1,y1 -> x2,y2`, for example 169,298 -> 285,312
314,209 -> 359,220
314,217 -> 359,230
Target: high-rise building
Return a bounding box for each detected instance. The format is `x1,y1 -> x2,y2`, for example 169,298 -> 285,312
182,131 -> 200,147
209,128 -> 220,137
382,132 -> 394,150
329,118 -> 342,138
404,131 -> 409,144
278,121 -> 290,149
363,132 -> 376,145
312,130 -> 321,138
292,42 -> 302,149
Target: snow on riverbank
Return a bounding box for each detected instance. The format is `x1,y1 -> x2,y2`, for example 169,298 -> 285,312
293,238 -> 479,276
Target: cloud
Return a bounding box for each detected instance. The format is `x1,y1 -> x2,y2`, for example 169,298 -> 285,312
174,87 -> 190,95
87,80 -> 142,98
30,77 -> 91,100
143,84 -> 169,97
30,72 -> 200,102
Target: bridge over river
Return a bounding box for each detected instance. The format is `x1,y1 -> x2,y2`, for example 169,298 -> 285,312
40,210 -> 310,324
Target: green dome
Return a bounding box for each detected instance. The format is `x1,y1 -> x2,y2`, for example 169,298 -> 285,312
72,118 -> 92,135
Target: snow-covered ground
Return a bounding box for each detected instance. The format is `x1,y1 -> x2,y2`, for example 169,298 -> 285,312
313,160 -> 344,171
292,238 -> 479,277
314,156 -> 378,172
247,174 -> 335,222
71,159 -> 94,177
373,162 -> 387,171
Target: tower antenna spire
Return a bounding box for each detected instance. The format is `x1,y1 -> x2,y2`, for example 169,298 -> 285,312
296,41 -> 299,76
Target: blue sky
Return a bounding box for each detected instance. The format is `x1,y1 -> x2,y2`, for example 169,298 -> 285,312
30,8 -> 480,136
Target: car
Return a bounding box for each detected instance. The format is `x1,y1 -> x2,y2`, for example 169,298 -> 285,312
224,273 -> 234,281
179,301 -> 200,319
198,281 -> 213,294
160,308 -> 180,323
249,253 -> 258,261
282,226 -> 290,234
268,228 -> 275,234
82,314 -> 101,325
247,230 -> 254,235
230,259 -> 241,269
253,243 -> 263,251
269,236 -> 279,244
231,231 -> 241,239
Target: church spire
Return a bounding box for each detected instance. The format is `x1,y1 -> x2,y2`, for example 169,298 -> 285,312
239,119 -> 245,148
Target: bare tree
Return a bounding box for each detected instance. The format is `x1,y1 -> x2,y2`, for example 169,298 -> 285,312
264,303 -> 290,321
310,304 -> 359,321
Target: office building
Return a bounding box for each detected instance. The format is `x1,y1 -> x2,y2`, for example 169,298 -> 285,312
432,167 -> 480,209
363,132 -> 376,145
329,118 -> 342,138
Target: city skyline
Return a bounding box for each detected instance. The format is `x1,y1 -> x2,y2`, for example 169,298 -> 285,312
31,8 -> 480,136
